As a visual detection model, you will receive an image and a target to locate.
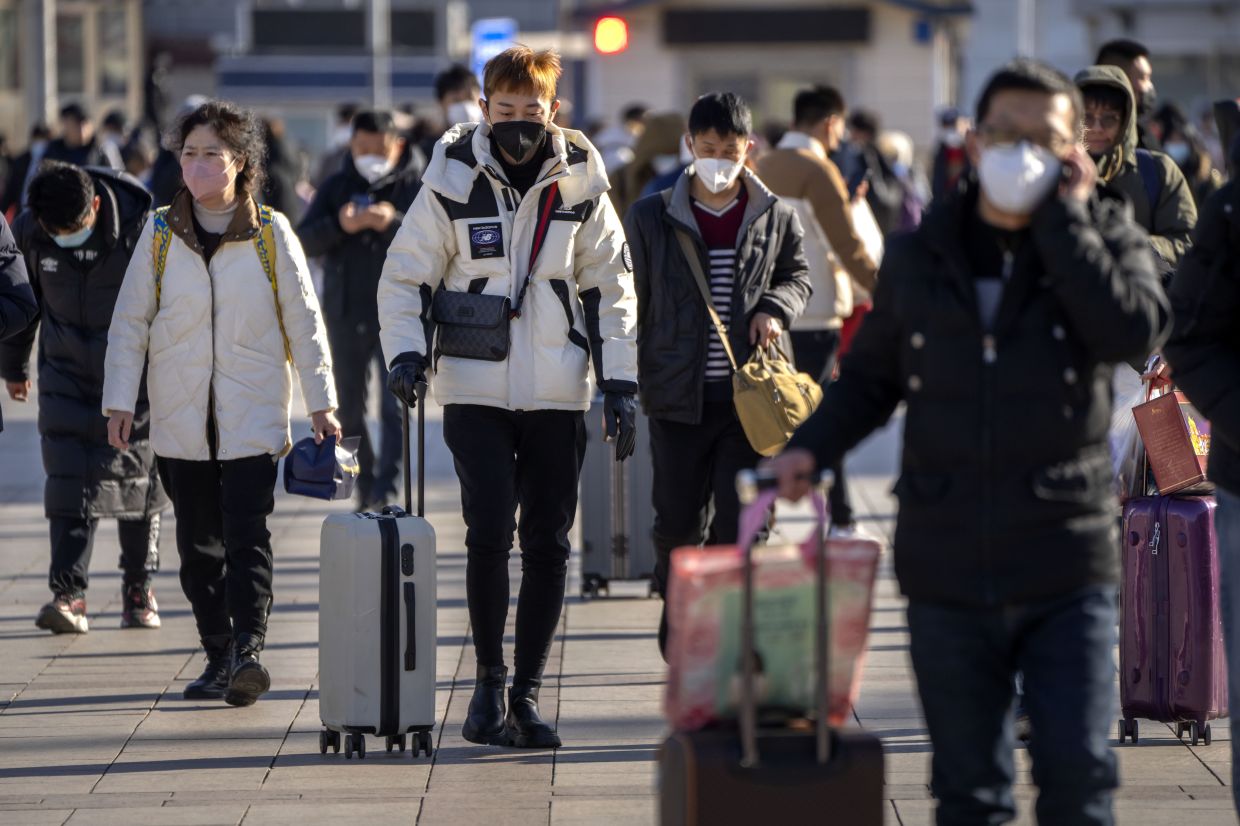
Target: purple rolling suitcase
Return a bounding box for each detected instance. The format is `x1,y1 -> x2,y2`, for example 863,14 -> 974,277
1119,495 -> 1228,745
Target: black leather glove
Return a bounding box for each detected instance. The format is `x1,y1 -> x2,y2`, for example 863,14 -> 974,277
386,353 -> 427,408
603,391 -> 638,462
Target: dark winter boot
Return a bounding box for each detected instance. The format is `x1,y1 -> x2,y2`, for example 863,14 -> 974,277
225,632 -> 271,707
462,665 -> 509,745
505,679 -> 561,749
184,635 -> 233,699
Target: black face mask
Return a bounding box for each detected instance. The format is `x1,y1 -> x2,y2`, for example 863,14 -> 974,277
1138,87 -> 1157,117
491,120 -> 547,162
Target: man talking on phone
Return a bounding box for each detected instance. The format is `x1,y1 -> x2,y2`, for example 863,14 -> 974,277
298,109 -> 421,512
766,60 -> 1169,824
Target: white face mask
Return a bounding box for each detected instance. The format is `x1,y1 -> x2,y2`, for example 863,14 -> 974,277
332,125 -> 353,149
977,141 -> 1062,215
354,153 -> 393,183
1164,141 -> 1191,165
447,101 -> 483,126
694,156 -> 745,194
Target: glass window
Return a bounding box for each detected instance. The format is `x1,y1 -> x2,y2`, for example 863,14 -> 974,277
99,4 -> 129,95
56,12 -> 85,95
0,10 -> 18,90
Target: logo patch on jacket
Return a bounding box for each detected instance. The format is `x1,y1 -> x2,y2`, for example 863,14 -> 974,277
468,222 -> 504,259
40,258 -> 59,273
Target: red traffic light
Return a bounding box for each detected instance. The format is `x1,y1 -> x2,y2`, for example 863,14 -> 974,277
594,16 -> 628,54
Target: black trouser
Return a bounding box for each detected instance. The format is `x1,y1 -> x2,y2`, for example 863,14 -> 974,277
649,400 -> 762,596
327,322 -> 402,505
789,329 -> 853,527
48,515 -> 160,597
156,454 -> 278,641
442,404 -> 585,684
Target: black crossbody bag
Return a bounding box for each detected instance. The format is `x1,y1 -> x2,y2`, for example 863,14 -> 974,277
431,182 -> 559,362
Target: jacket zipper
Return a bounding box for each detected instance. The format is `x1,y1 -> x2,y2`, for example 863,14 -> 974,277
981,332 -> 997,604
205,253 -> 220,461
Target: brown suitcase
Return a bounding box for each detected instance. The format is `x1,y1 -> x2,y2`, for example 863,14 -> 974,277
657,471 -> 885,826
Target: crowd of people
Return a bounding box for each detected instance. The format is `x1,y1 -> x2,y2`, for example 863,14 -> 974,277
0,35 -> 1236,824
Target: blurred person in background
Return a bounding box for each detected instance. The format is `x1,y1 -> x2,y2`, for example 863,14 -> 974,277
848,108 -> 905,236
104,100 -> 339,707
1153,103 -> 1223,208
932,106 -> 971,200
877,129 -> 928,232
298,109 -> 420,512
610,111 -> 687,219
0,211 -> 36,432
1096,38 -> 1161,152
0,123 -> 52,216
314,102 -> 362,188
422,64 -> 483,162
594,103 -> 648,173
261,118 -> 303,222
44,104 -> 123,170
101,110 -> 128,164
148,96 -> 207,208
1076,66 -> 1196,282
1,160 -> 167,635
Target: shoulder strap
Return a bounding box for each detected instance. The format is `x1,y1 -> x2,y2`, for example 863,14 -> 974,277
151,207 -> 173,308
254,204 -> 293,364
1135,149 -> 1162,213
510,181 -> 559,319
671,222 -> 739,372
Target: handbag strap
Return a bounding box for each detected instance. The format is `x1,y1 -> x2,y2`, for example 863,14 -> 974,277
510,181 -> 559,319
671,224 -> 739,373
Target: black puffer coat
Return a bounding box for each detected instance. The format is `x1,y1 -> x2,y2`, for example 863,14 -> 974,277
0,167 -> 167,519
788,182 -> 1169,606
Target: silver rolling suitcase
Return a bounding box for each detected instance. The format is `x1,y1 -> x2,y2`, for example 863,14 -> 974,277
317,395 -> 436,759
578,397 -> 656,597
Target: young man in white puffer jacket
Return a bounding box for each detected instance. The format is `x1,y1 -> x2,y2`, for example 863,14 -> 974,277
379,46 -> 637,749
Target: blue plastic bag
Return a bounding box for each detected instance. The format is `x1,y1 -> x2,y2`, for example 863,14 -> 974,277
284,434 -> 362,501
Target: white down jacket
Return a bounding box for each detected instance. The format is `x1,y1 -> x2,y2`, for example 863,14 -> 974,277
378,122 -> 638,411
103,193 -> 336,461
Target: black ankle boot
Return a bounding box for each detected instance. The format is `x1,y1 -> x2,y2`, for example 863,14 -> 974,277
506,679 -> 561,749
225,632 -> 271,707
462,665 -> 508,745
184,635 -> 233,700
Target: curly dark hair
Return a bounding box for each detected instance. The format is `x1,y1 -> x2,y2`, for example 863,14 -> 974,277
166,100 -> 267,198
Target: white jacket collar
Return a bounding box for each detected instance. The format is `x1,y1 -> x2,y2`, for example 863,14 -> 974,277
777,130 -> 828,160
423,121 -> 612,208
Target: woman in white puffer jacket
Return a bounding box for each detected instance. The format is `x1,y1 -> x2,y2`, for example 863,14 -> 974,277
103,100 -> 340,707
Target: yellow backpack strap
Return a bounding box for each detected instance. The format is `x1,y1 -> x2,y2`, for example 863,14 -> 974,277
254,204 -> 293,364
150,207 -> 173,308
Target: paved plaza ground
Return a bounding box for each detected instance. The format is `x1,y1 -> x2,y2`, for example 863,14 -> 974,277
0,395 -> 1237,825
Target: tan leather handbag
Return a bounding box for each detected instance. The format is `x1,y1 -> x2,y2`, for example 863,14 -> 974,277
671,227 -> 822,456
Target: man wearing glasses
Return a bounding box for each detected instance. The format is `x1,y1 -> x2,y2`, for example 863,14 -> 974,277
1076,65 -> 1196,282
767,60 -> 1169,824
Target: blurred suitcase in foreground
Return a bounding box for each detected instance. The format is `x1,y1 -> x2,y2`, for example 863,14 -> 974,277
659,472 -> 884,826
318,393 -> 437,759
578,396 -> 655,597
1119,495 -> 1227,746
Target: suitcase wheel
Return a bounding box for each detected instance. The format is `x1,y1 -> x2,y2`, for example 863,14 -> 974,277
1176,721 -> 1207,746
386,734 -> 407,753
320,729 -> 341,755
345,733 -> 366,759
416,731 -> 434,758
319,730 -> 327,754
1117,718 -> 1138,745
1204,724 -> 1212,746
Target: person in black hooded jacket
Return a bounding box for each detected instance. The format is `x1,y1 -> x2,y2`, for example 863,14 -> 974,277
297,109 -> 420,510
0,211 -> 36,432
0,161 -> 167,635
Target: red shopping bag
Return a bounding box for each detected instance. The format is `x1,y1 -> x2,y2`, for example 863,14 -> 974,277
664,488 -> 880,731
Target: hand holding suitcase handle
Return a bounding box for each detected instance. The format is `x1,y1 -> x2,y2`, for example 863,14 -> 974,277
736,469 -> 835,769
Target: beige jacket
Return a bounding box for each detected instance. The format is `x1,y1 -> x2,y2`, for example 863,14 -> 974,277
757,132 -> 879,330
104,192 -> 336,461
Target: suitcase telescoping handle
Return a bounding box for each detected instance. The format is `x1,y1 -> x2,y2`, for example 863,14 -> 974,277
401,382 -> 428,518
735,469 -> 835,769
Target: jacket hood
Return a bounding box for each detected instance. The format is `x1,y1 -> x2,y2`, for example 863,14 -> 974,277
1075,65 -> 1138,181
423,122 -> 611,208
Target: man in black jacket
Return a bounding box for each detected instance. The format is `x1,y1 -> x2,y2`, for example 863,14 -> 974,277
0,161 -> 167,634
1164,180 -> 1240,815
624,92 -> 811,657
42,103 -> 122,170
768,60 -> 1169,825
0,211 -> 36,433
298,109 -> 420,510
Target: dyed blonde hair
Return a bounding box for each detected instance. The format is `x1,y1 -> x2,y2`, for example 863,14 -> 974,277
483,46 -> 561,102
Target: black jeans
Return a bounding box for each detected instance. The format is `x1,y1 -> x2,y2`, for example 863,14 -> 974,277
649,400 -> 761,596
48,515 -> 160,596
789,329 -> 853,527
442,404 -> 585,684
327,323 -> 402,505
157,454 -> 278,641
908,586 -> 1119,825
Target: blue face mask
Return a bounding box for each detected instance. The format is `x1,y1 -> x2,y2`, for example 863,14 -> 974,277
52,224 -> 93,248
